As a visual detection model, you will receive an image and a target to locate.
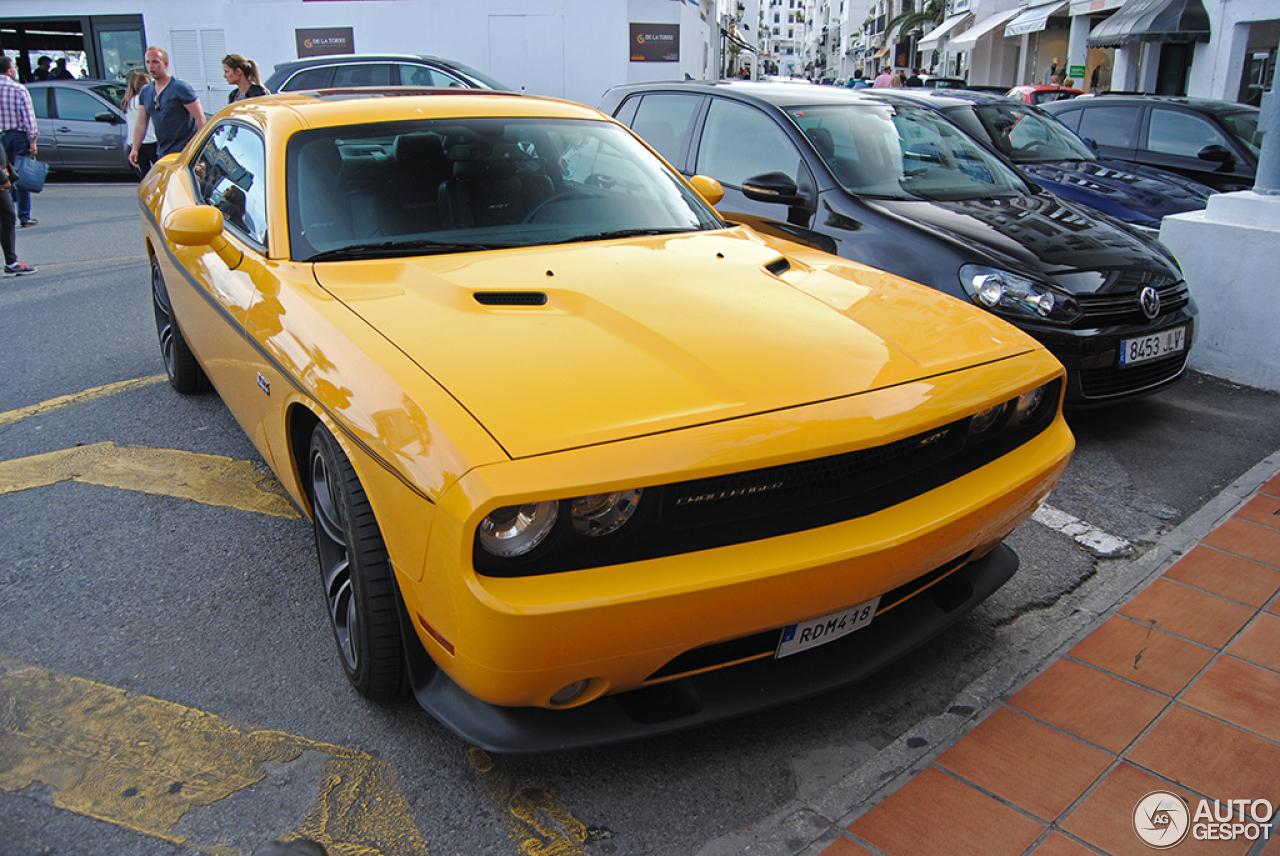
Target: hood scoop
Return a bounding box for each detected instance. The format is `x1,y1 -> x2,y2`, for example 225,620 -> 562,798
764,257 -> 791,276
474,291 -> 548,306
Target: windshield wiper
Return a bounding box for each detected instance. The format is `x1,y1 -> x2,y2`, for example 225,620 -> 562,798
306,238 -> 511,261
547,227 -> 698,245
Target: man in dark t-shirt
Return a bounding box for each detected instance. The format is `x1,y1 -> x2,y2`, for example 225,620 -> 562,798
129,46 -> 206,170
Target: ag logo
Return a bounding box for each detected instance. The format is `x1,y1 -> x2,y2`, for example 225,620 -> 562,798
1134,791 -> 1190,848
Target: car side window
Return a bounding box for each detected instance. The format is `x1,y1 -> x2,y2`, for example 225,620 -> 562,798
695,98 -> 803,188
332,64 -> 392,87
395,63 -> 465,87
191,122 -> 269,248
285,67 -> 331,90
1075,105 -> 1139,148
54,88 -> 106,122
627,93 -> 701,167
30,88 -> 50,119
1146,108 -> 1232,157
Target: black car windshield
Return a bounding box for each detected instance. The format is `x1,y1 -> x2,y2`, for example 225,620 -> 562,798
971,103 -> 1097,164
288,117 -> 725,262
786,103 -> 1028,200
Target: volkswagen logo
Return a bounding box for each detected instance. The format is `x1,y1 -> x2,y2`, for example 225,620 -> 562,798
1139,285 -> 1161,320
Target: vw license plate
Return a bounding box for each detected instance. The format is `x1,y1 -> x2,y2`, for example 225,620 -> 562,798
1119,326 -> 1186,366
776,597 -> 880,659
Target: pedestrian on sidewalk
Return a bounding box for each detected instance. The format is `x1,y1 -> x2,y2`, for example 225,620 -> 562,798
0,55 -> 40,228
0,140 -> 36,277
130,46 -> 206,173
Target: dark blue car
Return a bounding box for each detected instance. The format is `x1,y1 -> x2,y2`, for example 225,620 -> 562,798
868,88 -> 1214,236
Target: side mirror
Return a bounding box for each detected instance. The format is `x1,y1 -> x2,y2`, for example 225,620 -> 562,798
96,111 -> 123,124
741,171 -> 807,206
1083,137 -> 1100,153
1197,144 -> 1235,165
164,205 -> 243,269
689,174 -> 725,206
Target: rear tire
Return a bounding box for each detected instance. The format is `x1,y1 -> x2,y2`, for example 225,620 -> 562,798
151,257 -> 208,393
309,424 -> 404,699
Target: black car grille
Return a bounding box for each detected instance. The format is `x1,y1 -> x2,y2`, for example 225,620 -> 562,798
1079,351 -> 1189,399
1075,276 -> 1188,327
473,379 -> 1062,577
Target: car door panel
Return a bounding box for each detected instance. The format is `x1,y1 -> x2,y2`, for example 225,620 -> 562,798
30,87 -> 63,168
51,87 -> 126,170
1138,106 -> 1254,192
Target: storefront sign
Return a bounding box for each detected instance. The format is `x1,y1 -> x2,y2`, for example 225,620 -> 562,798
295,27 -> 355,58
630,23 -> 680,62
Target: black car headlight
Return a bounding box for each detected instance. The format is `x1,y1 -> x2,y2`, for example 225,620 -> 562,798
960,265 -> 1081,324
477,501 -> 559,558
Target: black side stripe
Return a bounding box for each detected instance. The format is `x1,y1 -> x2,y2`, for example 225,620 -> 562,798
140,202 -> 435,505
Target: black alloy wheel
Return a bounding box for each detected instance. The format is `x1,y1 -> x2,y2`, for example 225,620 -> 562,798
151,257 -> 208,393
308,423 -> 404,699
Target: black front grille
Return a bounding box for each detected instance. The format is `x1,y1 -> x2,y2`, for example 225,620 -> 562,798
1075,277 -> 1188,327
1079,351 -> 1188,399
663,422 -> 965,530
472,378 -> 1062,577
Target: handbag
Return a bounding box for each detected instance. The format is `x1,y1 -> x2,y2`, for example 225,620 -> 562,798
13,155 -> 49,193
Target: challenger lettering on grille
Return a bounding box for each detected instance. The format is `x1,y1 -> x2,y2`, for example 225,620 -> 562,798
674,481 -> 786,506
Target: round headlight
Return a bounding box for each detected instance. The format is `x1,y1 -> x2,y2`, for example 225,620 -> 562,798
478,501 -> 559,557
970,402 -> 1008,439
571,489 -> 642,536
972,274 -> 1005,307
1016,385 -> 1048,423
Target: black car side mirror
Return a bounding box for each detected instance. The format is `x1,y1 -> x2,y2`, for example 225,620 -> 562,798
95,111 -> 123,124
742,171 -> 809,207
1197,144 -> 1235,165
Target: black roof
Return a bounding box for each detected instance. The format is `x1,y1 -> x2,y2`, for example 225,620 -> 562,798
1043,92 -> 1258,116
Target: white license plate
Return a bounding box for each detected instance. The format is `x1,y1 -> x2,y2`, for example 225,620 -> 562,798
776,597 -> 880,659
1119,326 -> 1186,366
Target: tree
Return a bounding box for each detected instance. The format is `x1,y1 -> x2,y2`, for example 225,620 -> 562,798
887,0 -> 945,44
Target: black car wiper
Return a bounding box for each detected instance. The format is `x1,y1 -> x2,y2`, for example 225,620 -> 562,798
547,227 -> 697,245
306,238 -> 511,261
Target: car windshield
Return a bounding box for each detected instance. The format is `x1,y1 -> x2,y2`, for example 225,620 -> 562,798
288,117 -> 724,262
1219,109 -> 1261,156
971,103 -> 1096,164
785,103 -> 1029,201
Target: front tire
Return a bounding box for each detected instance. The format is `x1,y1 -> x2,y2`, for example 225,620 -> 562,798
309,424 -> 404,700
151,257 -> 207,393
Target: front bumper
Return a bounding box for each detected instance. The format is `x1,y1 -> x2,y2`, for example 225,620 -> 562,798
399,542 -> 1018,753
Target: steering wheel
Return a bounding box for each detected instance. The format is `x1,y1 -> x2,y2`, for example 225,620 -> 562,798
522,191 -> 591,224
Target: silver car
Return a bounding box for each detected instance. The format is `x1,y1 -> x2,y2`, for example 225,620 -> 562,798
28,79 -> 132,174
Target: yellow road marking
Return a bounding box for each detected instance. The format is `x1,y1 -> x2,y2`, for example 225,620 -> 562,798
0,374 -> 167,427
0,662 -> 429,855
0,441 -> 300,519
467,748 -> 589,855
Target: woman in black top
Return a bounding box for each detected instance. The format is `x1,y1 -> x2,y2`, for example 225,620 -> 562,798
223,54 -> 268,103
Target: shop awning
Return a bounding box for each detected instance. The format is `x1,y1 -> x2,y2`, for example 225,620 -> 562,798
1004,1 -> 1069,38
873,47 -> 891,58
947,8 -> 1022,52
918,13 -> 974,51
1087,0 -> 1210,48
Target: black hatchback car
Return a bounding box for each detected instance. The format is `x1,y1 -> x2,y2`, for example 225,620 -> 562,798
264,54 -> 511,93
599,81 -> 1196,405
1043,94 -> 1259,193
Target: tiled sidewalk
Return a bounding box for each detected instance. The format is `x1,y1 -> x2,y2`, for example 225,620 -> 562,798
823,472 -> 1280,856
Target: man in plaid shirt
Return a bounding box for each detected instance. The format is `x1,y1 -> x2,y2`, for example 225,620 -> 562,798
0,56 -> 39,227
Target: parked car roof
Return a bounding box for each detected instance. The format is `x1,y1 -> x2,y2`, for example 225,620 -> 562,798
264,54 -> 511,94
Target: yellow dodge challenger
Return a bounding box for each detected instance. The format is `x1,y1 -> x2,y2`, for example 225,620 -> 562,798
140,88 -> 1073,752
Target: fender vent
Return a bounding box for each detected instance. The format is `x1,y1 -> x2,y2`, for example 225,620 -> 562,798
474,291 -> 548,306
764,258 -> 791,276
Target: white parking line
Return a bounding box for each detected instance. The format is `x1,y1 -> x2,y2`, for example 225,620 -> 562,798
1032,505 -> 1132,555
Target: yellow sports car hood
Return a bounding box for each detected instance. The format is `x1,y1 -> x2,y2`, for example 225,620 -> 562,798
313,228 -> 1037,458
